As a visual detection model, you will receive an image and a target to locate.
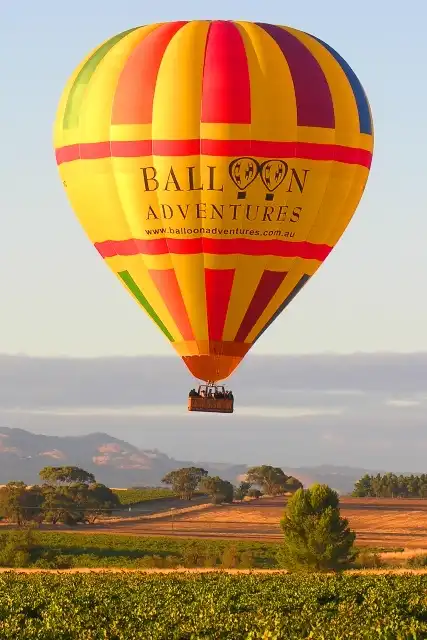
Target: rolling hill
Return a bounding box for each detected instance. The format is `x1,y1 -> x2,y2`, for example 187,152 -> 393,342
0,426 -> 384,492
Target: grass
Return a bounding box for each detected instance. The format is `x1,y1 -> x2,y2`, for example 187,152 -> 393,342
0,530 -> 282,569
0,528 -> 413,571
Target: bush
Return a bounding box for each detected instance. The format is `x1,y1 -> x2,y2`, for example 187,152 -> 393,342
407,554 -> 427,568
221,545 -> 239,569
0,527 -> 36,567
356,550 -> 382,568
238,550 -> 255,569
203,553 -> 218,568
33,553 -> 74,569
182,543 -> 205,567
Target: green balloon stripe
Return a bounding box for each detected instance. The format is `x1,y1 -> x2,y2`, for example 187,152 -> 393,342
118,270 -> 175,342
63,28 -> 137,129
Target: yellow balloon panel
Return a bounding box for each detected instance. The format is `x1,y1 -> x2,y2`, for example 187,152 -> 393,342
54,20 -> 374,382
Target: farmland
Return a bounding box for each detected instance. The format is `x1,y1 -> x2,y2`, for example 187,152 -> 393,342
84,496 -> 427,550
1,572 -> 427,638
112,487 -> 177,505
1,496 -> 426,570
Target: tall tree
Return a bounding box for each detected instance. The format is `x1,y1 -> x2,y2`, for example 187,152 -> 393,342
39,467 -> 95,486
0,482 -> 43,526
38,466 -> 116,524
246,466 -> 291,495
161,467 -> 208,500
84,483 -> 121,524
280,483 -> 356,572
285,477 -> 304,493
234,481 -> 251,501
352,474 -> 374,497
352,472 -> 427,499
200,476 -> 234,504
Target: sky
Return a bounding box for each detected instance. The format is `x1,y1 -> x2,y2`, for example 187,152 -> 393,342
1,1 -> 427,360
2,353 -> 427,470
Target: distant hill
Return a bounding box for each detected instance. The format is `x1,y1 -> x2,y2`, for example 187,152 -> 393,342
0,427 -> 248,487
0,427 -> 389,493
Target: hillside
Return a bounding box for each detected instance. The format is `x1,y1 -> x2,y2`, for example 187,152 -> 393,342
0,427 -> 248,487
0,427 -> 390,492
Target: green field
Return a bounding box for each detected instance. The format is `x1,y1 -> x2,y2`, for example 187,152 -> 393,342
0,530 -> 408,570
112,488 -> 177,505
0,531 -> 281,569
0,572 -> 426,639
112,488 -> 205,505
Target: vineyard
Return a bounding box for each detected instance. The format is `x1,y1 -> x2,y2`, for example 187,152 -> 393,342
112,488 -> 205,505
112,488 -> 177,505
0,572 -> 427,638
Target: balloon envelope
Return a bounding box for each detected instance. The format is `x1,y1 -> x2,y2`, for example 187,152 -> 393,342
54,20 -> 373,382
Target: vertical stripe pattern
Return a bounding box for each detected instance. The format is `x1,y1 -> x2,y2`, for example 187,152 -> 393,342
54,20 -> 374,383
201,21 -> 251,124
205,269 -> 235,341
112,22 -> 187,125
256,23 -> 335,129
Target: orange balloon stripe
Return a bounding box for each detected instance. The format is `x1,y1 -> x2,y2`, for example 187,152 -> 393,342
234,270 -> 288,342
111,22 -> 187,125
55,139 -> 372,167
205,268 -> 235,341
148,269 -> 195,341
94,238 -> 332,261
201,21 -> 251,124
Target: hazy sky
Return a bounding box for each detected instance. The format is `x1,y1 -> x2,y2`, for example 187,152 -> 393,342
1,1 -> 426,358
2,353 -> 427,469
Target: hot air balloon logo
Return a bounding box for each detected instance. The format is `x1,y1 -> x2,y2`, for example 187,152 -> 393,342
259,160 -> 288,201
228,157 -> 260,199
53,20 -> 374,414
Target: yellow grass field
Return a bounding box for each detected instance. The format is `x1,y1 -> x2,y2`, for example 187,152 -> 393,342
68,496 -> 427,552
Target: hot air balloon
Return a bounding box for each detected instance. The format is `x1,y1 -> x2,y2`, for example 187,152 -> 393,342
54,20 -> 374,414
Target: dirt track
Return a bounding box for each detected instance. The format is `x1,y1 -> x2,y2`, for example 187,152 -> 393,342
54,496 -> 427,549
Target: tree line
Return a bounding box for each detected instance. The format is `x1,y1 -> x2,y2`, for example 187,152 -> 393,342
0,466 -> 120,526
353,473 -> 427,498
161,465 -> 303,502
0,464 -> 303,526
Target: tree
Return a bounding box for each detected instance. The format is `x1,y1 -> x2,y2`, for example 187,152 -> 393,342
234,481 -> 251,501
246,466 -> 291,495
38,466 -> 115,525
0,526 -> 36,567
352,473 -> 374,497
285,476 -> 304,493
352,472 -> 427,499
280,483 -> 356,572
40,484 -> 76,525
161,467 -> 208,500
0,482 -> 43,526
84,483 -> 121,524
39,467 -> 95,486
200,476 -> 234,504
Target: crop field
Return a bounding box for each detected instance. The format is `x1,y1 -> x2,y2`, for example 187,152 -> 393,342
1,572 -> 427,638
89,497 -> 427,550
112,488 -> 177,505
